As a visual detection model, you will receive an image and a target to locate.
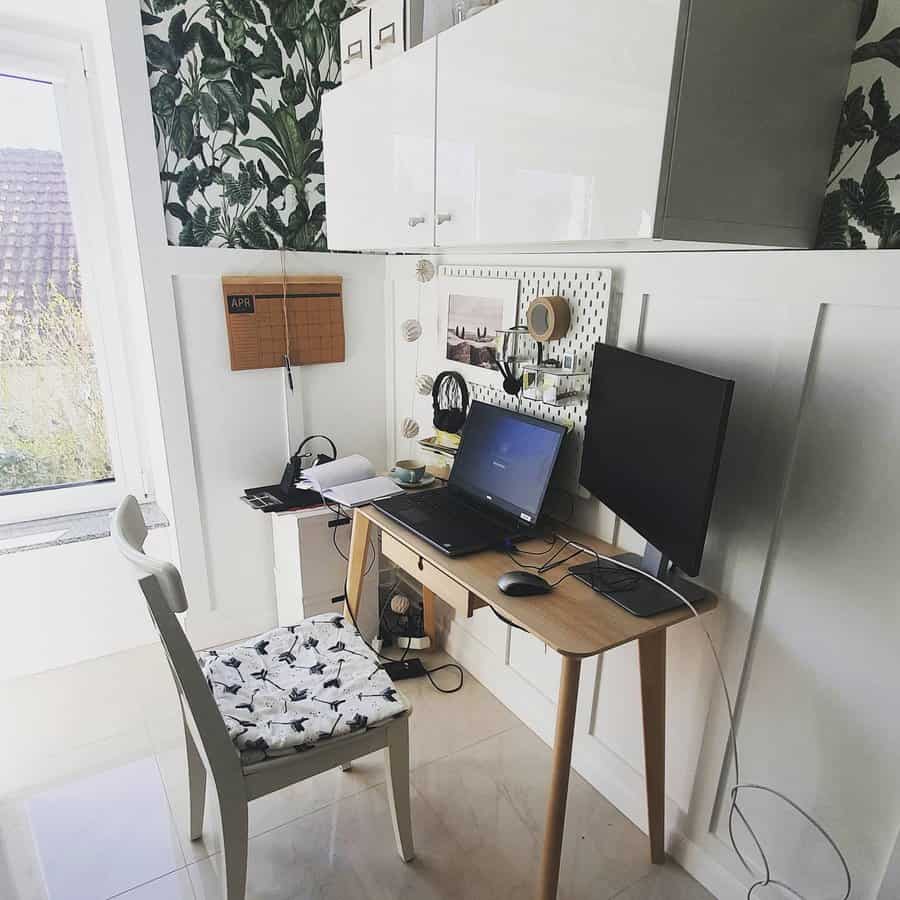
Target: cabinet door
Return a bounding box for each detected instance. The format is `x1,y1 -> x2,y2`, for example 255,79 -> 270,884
323,40 -> 436,251
273,510 -> 379,633
434,0 -> 681,247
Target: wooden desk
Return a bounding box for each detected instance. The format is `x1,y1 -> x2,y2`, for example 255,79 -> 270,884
344,506 -> 717,900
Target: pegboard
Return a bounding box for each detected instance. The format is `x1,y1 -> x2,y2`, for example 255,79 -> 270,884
222,275 -> 344,371
438,265 -> 616,495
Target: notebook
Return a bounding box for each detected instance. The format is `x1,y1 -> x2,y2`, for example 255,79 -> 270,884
297,455 -> 403,508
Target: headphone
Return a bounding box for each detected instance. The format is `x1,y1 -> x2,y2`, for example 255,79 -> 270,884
280,434 -> 337,494
294,434 -> 337,468
432,371 -> 470,434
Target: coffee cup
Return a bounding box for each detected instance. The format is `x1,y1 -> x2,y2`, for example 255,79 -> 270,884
391,459 -> 427,484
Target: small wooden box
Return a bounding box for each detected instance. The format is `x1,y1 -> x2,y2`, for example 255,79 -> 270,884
339,7 -> 372,82
222,275 -> 344,372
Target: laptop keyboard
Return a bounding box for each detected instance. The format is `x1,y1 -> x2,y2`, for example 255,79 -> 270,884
388,490 -> 495,521
380,489 -> 505,537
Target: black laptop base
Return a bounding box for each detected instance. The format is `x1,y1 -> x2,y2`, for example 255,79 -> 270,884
374,488 -> 530,557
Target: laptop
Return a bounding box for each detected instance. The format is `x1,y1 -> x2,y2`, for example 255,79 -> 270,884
373,401 -> 567,556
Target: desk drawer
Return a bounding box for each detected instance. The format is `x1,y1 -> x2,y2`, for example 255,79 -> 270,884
382,532 -> 472,618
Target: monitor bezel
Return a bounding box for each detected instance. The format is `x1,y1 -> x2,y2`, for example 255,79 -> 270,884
580,344 -> 734,577
450,400 -> 567,525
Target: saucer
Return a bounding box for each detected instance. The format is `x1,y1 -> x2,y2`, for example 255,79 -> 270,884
390,473 -> 436,489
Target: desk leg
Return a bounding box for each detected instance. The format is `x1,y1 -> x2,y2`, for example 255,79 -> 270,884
421,586 -> 437,647
639,629 -> 666,865
538,655 -> 581,900
344,511 -> 371,626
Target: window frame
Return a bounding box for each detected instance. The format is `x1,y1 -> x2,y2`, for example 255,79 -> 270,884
0,35 -> 144,525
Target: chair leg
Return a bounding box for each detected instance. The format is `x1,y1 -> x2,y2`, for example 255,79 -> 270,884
218,789 -> 249,900
385,717 -> 415,862
184,721 -> 207,841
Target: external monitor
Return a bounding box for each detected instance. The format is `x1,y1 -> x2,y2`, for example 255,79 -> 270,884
572,344 -> 734,616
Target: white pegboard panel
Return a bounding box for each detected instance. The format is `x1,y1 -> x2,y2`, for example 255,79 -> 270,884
438,265 -> 615,495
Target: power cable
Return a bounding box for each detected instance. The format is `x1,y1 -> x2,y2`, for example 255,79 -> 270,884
550,537 -> 851,900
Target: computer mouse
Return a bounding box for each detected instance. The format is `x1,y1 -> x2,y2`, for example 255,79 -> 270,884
497,570 -> 553,597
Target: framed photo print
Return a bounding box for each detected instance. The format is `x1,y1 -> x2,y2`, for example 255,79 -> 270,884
437,276 -> 520,387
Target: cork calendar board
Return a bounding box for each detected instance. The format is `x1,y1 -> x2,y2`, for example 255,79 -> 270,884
222,275 -> 345,371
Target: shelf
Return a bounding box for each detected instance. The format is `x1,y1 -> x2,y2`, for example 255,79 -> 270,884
522,392 -> 586,408
520,365 -> 587,377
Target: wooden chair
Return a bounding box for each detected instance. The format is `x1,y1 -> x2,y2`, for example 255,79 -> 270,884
112,496 -> 414,899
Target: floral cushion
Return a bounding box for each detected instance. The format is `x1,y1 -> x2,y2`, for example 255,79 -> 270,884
198,614 -> 410,765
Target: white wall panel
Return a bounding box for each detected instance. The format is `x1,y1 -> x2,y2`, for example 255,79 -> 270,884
172,257 -> 387,645
718,303 -> 900,899
509,629 -> 561,703
386,250 -> 900,899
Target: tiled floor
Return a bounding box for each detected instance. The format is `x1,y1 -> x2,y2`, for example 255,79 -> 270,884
0,644 -> 714,900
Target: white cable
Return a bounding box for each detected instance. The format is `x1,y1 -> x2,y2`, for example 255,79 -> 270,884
554,537 -> 852,900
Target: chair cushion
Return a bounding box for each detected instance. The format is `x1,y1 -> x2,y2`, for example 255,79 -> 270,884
198,614 -> 410,765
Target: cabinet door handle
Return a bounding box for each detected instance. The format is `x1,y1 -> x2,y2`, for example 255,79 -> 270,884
436,213 -> 453,225
408,216 -> 426,228
343,39 -> 364,64
374,23 -> 397,50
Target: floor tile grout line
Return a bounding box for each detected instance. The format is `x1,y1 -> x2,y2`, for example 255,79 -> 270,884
409,720 -> 522,773
152,720 -> 523,865
152,749 -> 195,870
242,776 -> 389,848
607,869 -> 658,900
104,865 -> 190,900
402,725 -> 537,858
193,775 -> 401,866
179,724 -> 525,868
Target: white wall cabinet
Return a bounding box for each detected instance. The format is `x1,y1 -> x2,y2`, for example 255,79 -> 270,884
325,0 -> 858,252
272,508 -> 379,635
323,39 -> 436,251
434,0 -> 680,247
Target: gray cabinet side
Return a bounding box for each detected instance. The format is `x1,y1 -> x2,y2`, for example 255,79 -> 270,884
656,0 -> 861,248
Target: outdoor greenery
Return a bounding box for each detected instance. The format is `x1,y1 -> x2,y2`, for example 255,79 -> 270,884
817,0 -> 900,248
142,0 -> 356,249
0,269 -> 113,492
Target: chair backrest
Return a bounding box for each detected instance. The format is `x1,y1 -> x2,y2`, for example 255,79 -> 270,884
112,495 -> 188,613
138,575 -> 242,781
112,497 -> 241,782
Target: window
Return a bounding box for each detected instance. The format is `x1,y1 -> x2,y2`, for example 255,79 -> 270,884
0,39 -> 143,524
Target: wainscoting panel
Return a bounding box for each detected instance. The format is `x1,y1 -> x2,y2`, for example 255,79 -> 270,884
715,302 -> 900,899
509,628 -> 562,704
386,251 -> 900,900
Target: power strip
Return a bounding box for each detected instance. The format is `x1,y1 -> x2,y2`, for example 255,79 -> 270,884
383,658 -> 428,681
395,635 -> 432,651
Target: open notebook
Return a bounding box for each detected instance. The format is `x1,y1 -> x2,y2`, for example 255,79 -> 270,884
297,455 -> 403,508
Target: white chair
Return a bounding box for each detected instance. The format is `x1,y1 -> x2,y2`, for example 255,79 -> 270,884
112,496 -> 414,899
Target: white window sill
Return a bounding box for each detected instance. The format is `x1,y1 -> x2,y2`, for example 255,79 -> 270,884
0,502 -> 168,557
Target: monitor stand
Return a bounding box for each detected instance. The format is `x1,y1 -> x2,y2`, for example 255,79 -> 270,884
568,543 -> 710,617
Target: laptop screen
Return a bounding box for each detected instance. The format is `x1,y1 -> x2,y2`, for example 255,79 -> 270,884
449,401 -> 566,524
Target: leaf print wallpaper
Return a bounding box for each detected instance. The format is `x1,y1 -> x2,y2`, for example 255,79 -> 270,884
141,0 -> 358,250
142,1 -> 900,252
818,0 -> 900,248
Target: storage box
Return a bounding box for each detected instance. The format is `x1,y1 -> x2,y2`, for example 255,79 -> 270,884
521,366 -> 587,406
339,7 -> 372,82
363,0 -> 425,67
